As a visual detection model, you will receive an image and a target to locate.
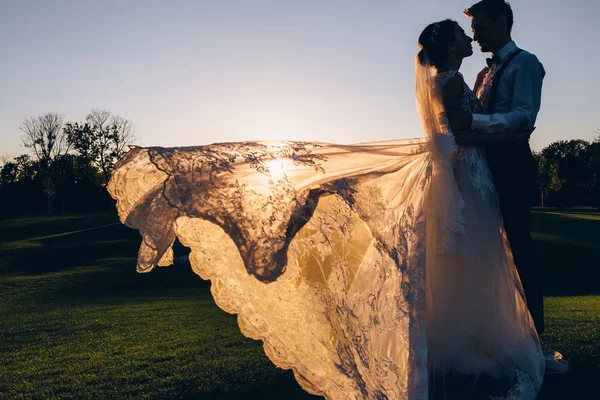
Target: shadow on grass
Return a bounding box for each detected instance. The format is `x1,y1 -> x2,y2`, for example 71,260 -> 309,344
1,213 -> 320,399
0,213 -> 119,241
532,211 -> 600,296
0,214 -> 211,312
1,223 -> 137,273
5,211 -> 598,297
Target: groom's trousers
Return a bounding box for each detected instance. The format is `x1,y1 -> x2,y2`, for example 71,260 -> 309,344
487,141 -> 545,335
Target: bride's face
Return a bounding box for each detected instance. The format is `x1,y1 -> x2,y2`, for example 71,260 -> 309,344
450,24 -> 473,59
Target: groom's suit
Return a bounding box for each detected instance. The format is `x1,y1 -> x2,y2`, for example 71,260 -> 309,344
473,41 -> 546,334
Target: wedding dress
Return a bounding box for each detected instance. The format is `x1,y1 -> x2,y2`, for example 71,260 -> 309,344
107,57 -> 544,399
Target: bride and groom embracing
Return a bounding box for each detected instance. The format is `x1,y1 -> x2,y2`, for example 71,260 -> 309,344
109,0 -> 567,398
418,0 -> 569,380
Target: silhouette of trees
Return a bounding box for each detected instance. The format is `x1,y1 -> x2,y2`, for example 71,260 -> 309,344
535,139 -> 600,208
0,154 -> 44,213
20,113 -> 70,162
1,109 -> 137,216
3,115 -> 600,215
19,113 -> 71,214
535,152 -> 563,207
588,140 -> 600,208
64,109 -> 137,185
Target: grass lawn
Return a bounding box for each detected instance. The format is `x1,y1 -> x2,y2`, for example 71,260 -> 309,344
1,211 -> 599,399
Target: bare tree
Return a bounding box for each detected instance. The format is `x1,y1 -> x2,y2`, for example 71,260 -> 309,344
86,109 -> 112,129
20,113 -> 70,214
111,115 -> 137,159
20,113 -> 69,164
89,109 -> 137,182
87,108 -> 137,158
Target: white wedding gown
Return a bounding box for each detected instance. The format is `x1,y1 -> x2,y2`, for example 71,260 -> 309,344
107,59 -> 544,399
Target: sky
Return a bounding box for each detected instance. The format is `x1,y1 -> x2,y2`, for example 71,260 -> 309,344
1,0 -> 599,159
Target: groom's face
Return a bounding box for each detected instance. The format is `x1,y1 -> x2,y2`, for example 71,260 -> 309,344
470,11 -> 506,53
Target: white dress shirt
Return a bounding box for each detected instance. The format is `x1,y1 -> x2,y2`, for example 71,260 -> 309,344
472,41 -> 545,134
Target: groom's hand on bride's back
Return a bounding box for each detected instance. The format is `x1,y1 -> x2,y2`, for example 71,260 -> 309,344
447,110 -> 473,131
453,128 -> 535,146
452,129 -> 477,145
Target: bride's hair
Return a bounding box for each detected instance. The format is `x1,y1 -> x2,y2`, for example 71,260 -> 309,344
417,19 -> 458,68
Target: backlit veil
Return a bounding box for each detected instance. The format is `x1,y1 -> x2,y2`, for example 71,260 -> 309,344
415,51 -> 544,398
414,51 -> 468,257
107,52 -> 542,399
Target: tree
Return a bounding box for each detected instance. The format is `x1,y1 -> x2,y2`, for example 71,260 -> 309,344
20,113 -> 69,163
587,141 -> 600,208
0,154 -> 36,186
535,151 -> 566,207
0,154 -> 44,215
541,139 -> 592,207
65,109 -> 137,185
20,113 -> 70,214
86,108 -> 137,160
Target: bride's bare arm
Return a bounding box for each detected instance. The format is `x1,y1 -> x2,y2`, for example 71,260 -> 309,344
440,73 -> 464,115
441,73 -> 478,133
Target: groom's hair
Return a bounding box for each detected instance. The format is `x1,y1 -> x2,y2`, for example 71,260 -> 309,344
464,0 -> 514,34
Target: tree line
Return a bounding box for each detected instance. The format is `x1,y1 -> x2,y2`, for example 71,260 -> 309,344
534,134 -> 600,209
0,109 -> 136,216
1,117 -> 599,216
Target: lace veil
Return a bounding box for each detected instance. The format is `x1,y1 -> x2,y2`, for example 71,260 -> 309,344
106,52 -> 541,399
414,53 -> 468,255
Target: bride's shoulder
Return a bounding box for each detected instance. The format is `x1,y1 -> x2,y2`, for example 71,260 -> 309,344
439,71 -> 467,108
437,70 -> 464,89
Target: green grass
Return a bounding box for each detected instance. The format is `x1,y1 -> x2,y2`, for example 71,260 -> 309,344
0,211 -> 599,399
530,210 -> 600,399
532,210 -> 600,297
0,214 -> 313,400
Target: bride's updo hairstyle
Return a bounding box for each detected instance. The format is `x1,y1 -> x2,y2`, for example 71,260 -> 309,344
418,19 -> 458,68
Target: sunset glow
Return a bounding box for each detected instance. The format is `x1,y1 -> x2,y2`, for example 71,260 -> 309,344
1,1 -> 598,157
266,159 -> 290,181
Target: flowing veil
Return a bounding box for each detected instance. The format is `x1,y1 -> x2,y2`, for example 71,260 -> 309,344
415,53 -> 544,398
414,53 -> 469,257
107,54 -> 543,399
109,138 -> 433,399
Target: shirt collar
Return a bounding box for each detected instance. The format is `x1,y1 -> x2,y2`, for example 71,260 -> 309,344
494,41 -> 518,63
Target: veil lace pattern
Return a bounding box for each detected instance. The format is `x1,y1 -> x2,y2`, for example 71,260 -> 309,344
110,139 -> 432,399
107,55 -> 543,399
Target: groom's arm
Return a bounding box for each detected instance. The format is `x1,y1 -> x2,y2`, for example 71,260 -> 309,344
452,128 -> 534,146
471,53 -> 546,136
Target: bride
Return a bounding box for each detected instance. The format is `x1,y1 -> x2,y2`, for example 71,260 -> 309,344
108,19 -> 544,399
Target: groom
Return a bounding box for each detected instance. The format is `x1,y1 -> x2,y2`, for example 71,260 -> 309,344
449,0 -> 568,374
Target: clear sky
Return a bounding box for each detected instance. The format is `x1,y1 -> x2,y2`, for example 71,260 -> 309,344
1,0 -> 598,159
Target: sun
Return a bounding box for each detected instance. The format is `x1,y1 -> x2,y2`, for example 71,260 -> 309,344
266,159 -> 290,181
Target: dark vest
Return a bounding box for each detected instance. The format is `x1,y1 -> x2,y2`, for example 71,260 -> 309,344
484,50 -> 537,188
